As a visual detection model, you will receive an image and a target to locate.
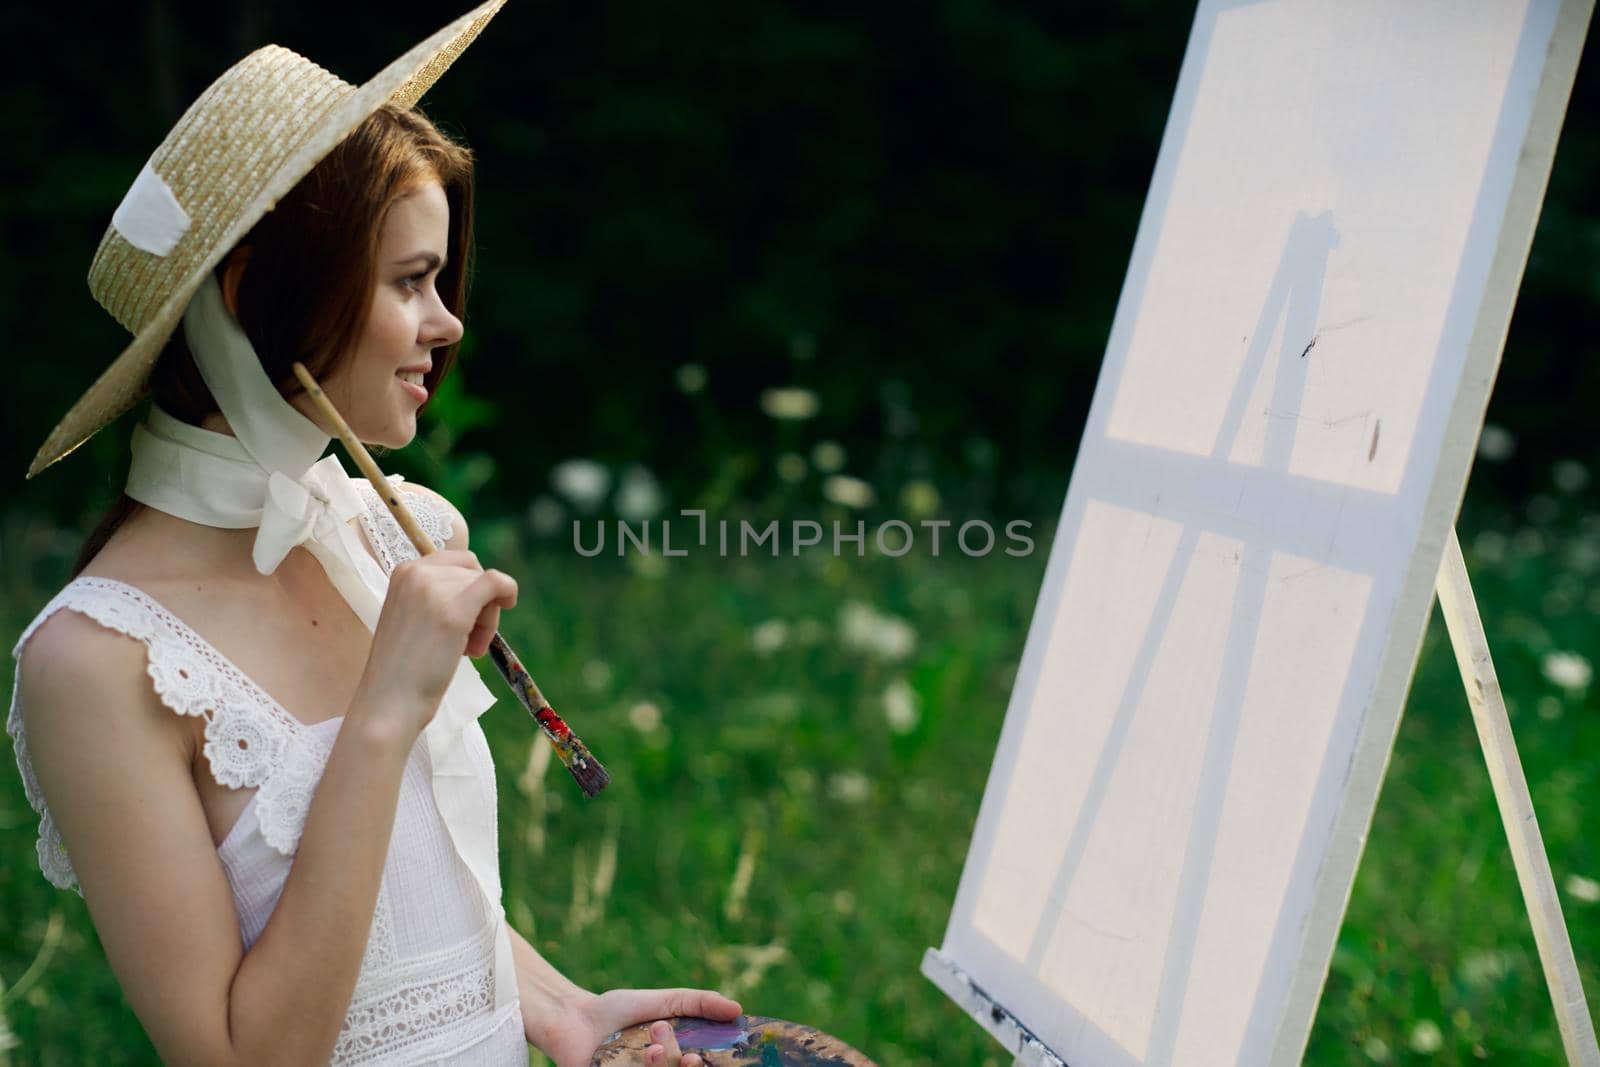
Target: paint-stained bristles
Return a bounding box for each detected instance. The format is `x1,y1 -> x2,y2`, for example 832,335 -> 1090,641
486,635 -> 610,797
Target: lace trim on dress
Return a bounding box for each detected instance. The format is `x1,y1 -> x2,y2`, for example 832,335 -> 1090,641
335,911 -> 515,1066
8,480 -> 452,892
7,578 -> 340,893
6,601 -> 74,893
353,475 -> 455,574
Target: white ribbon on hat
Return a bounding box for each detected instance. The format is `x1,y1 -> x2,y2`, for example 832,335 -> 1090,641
124,272 -> 518,1019
111,161 -> 192,257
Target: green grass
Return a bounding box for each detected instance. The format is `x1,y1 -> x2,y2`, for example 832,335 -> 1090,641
0,506 -> 1594,1065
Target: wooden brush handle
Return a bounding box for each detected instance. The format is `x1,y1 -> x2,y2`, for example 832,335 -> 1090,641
291,362 -> 438,555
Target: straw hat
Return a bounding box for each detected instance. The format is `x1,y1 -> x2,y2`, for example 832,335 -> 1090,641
26,0 -> 506,480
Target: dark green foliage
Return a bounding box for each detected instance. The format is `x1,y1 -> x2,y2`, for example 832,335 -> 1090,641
1,3 -> 1595,530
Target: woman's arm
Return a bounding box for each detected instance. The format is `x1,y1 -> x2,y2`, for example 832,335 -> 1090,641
223,683 -> 417,1064
507,921 -> 590,1046
20,610 -> 416,1067
505,920 -> 742,1067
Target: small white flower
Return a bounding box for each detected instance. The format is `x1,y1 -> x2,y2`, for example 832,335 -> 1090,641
1360,1036 -> 1392,1064
615,464 -> 665,522
625,550 -> 668,580
751,619 -> 790,655
793,618 -> 826,645
899,479 -> 941,518
839,601 -> 916,661
676,363 -> 707,394
1477,424 -> 1515,462
760,386 -> 819,421
827,771 -> 871,804
1513,527 -> 1547,557
1552,459 -> 1590,494
526,494 -> 566,537
1564,874 -> 1600,903
1459,948 -> 1514,987
1471,530 -> 1507,564
883,677 -> 920,734
1541,650 -> 1593,692
822,474 -> 876,509
1407,1020 -> 1443,1055
551,458 -> 612,512
811,440 -> 846,473
627,701 -> 662,733
1566,537 -> 1600,576
776,452 -> 808,484
581,659 -> 612,692
785,767 -> 817,794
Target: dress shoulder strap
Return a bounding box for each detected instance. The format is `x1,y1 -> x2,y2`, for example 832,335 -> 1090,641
351,474 -> 456,576
7,578 -> 335,894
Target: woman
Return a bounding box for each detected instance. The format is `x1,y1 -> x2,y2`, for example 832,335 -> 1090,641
8,3 -> 735,1064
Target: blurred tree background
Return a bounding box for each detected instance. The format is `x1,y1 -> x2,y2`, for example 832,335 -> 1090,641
2,0 -> 1592,535
0,2 -> 1596,1064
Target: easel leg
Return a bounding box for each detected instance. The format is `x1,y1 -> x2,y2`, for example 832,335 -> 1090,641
1436,528 -> 1600,1066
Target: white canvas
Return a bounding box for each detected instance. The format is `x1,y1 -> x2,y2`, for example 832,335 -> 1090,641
927,2 -> 1592,1064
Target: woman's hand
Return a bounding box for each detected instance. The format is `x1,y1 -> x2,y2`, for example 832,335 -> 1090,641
354,549 -> 517,741
534,987 -> 741,1067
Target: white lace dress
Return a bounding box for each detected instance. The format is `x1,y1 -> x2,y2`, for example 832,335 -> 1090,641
6,476 -> 528,1066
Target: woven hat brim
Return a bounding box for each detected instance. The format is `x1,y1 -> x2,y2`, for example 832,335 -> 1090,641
27,0 -> 505,480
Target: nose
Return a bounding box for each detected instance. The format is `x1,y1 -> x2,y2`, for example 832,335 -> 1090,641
422,291 -> 464,348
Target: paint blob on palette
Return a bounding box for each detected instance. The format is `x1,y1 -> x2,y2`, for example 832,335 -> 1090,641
590,1015 -> 878,1067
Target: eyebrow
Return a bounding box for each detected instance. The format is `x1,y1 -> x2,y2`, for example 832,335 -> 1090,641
395,252 -> 446,271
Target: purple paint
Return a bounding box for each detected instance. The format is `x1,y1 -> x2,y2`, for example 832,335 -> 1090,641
672,1020 -> 751,1051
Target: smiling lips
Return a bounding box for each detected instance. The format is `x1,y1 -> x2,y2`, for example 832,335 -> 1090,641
396,371 -> 428,402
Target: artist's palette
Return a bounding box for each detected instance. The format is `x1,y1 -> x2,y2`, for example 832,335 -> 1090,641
591,1015 -> 877,1067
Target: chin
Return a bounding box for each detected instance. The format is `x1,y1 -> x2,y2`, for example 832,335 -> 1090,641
378,427 -> 419,450
354,418 -> 418,452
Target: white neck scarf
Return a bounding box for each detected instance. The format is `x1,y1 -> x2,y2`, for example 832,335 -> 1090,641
124,272 -> 518,1018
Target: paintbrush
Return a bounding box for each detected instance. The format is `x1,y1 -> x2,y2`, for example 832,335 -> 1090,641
291,361 -> 610,798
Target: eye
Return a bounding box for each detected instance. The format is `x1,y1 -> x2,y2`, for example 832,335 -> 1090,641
400,271 -> 428,293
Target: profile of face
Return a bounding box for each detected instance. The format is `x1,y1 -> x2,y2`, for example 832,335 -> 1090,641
291,178 -> 463,448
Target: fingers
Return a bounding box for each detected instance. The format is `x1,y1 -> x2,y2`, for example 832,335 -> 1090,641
595,987 -> 743,1064
492,574 -> 519,614
603,987 -> 744,1027
645,1020 -> 704,1067
394,552 -> 516,619
677,989 -> 741,1020
460,570 -> 517,657
464,615 -> 497,659
420,548 -> 484,571
464,568 -> 518,612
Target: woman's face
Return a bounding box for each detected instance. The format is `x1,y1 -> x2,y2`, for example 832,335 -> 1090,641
296,179 -> 462,447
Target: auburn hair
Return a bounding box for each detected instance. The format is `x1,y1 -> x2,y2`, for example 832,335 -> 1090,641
71,104 -> 475,578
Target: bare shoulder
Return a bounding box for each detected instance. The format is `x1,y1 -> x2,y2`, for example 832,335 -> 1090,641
18,606 -> 187,753
18,607 -> 173,735
396,479 -> 470,551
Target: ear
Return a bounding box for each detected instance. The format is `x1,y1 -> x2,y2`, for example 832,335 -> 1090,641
220,247 -> 253,318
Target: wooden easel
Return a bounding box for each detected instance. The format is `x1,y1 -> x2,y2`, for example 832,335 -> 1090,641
1435,528 -> 1599,1066
932,526 -> 1600,1067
